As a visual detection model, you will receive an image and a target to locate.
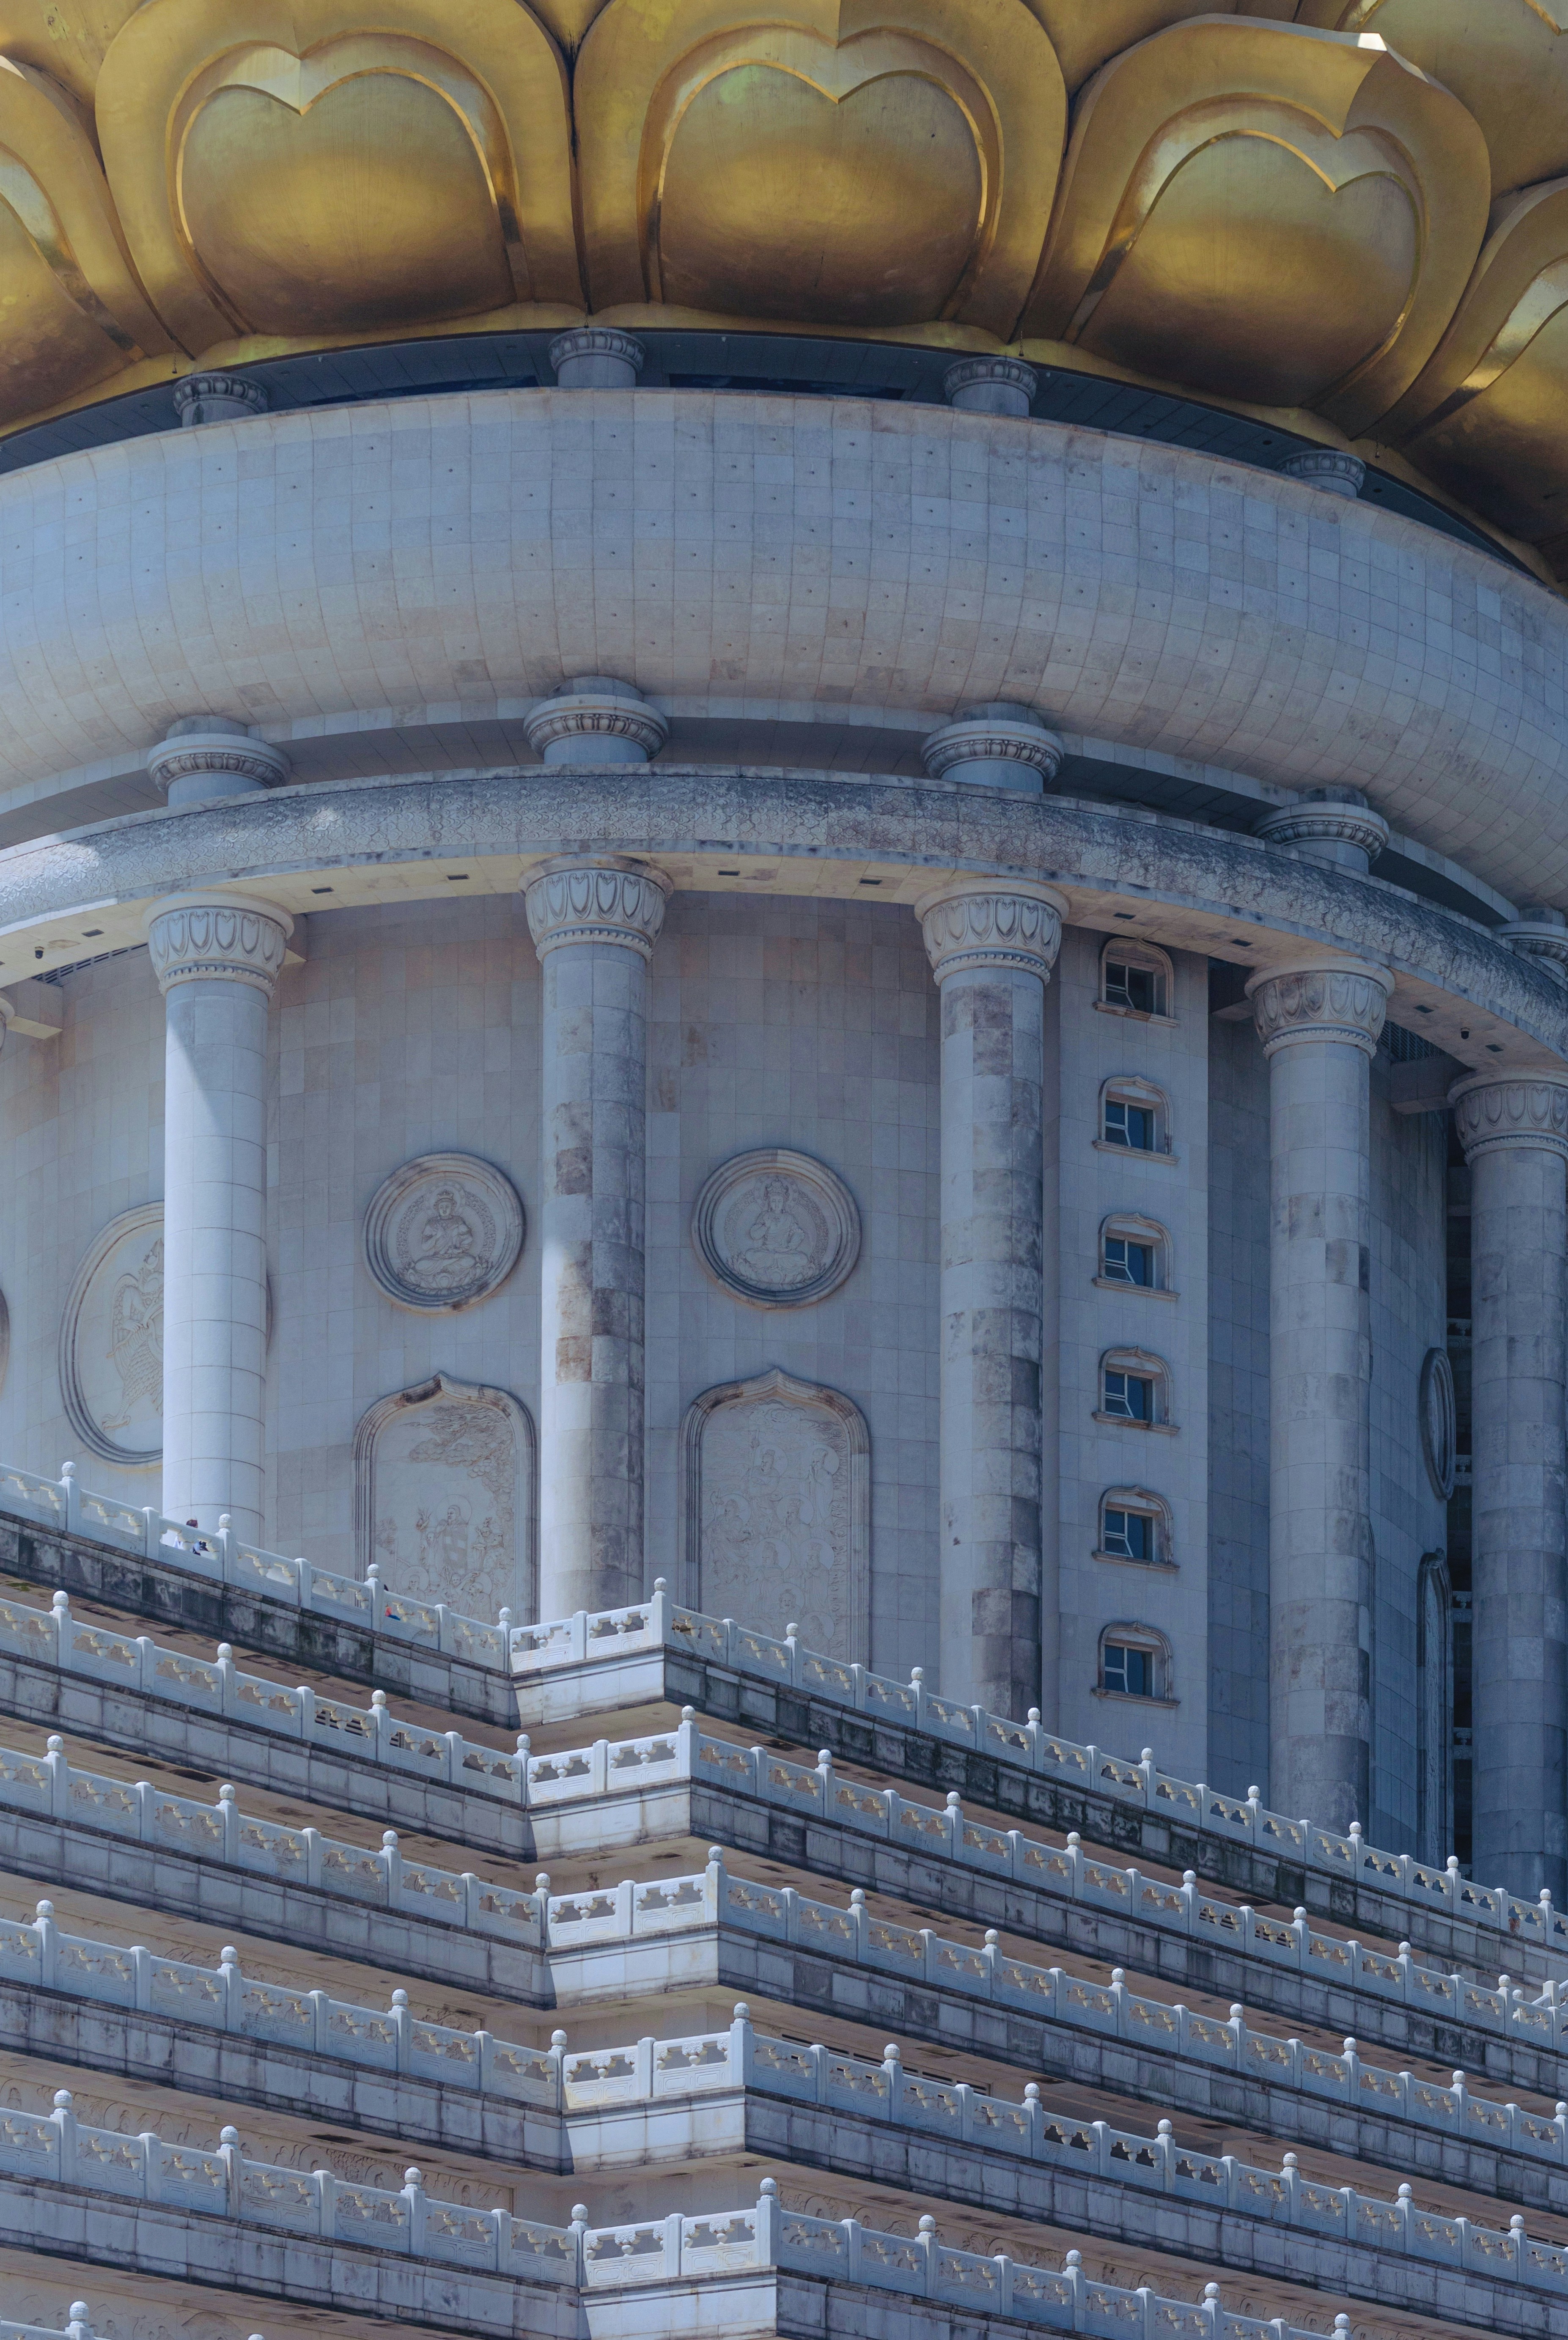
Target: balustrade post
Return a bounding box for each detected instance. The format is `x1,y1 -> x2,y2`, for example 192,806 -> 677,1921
218,1945 -> 241,2028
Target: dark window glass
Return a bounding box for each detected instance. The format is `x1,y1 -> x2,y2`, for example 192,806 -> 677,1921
1104,1236 -> 1154,1287
1105,960 -> 1166,1016
1104,1099 -> 1156,1150
1104,1642 -> 1154,1697
1103,1369 -> 1152,1422
1103,1507 -> 1153,1561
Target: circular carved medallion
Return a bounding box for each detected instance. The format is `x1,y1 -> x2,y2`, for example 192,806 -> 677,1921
692,1149 -> 860,1310
1420,1345 -> 1457,1502
363,1153 -> 524,1313
60,1203 -> 165,1467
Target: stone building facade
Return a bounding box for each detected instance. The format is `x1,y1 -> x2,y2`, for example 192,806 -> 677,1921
1,3 -> 1568,2329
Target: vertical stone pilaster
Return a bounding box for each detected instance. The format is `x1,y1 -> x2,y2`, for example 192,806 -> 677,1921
1453,1074 -> 1568,1900
917,877 -> 1066,1720
146,891 -> 292,1544
1247,954 -> 1390,1833
525,855 -> 673,1618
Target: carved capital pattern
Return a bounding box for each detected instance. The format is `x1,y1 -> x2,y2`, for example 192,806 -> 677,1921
916,879 -> 1066,983
146,895 -> 291,997
524,856 -> 673,962
1247,961 -> 1389,1058
1452,1075 -> 1568,1164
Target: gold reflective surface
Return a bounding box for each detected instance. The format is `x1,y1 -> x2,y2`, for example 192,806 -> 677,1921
0,0 -> 1563,574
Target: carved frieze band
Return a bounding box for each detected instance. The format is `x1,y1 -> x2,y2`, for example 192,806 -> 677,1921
915,877 -> 1068,983
145,893 -> 292,997
523,856 -> 673,962
1246,959 -> 1390,1058
1450,1074 -> 1568,1164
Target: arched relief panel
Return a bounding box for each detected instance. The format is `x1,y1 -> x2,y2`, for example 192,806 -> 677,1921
681,1365 -> 869,1659
95,0 -> 581,355
1022,18 -> 1489,431
1293,0 -> 1568,200
354,1371 -> 537,1623
574,0 -> 1067,335
1379,178 -> 1568,552
0,58 -> 173,423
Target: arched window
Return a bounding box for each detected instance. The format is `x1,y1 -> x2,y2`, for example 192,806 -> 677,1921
1097,1213 -> 1174,1296
1098,938 -> 1174,1022
1097,1076 -> 1174,1160
1097,1488 -> 1174,1568
1097,1622 -> 1174,1704
1096,1347 -> 1175,1432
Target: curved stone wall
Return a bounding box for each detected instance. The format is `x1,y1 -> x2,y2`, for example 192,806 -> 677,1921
0,393 -> 1562,905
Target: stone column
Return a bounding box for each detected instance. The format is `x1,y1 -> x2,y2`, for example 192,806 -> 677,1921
1246,954 -> 1390,1833
146,892 -> 292,1544
525,855 -> 673,1618
916,876 -> 1067,1720
1452,1074 -> 1568,1899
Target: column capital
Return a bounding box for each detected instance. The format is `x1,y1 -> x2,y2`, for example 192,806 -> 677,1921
1450,1071 -> 1568,1164
145,891 -> 292,998
914,876 -> 1068,984
523,854 -> 673,962
1245,953 -> 1390,1058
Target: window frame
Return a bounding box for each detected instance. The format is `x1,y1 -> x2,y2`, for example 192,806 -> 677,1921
1095,1346 -> 1175,1434
1096,1487 -> 1175,1569
1096,1212 -> 1175,1298
1095,1075 -> 1175,1162
1097,938 -> 1176,1025
1096,1621 -> 1175,1706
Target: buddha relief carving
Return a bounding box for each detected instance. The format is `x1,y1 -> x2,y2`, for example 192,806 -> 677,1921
691,1148 -> 860,1310
362,1151 -> 524,1313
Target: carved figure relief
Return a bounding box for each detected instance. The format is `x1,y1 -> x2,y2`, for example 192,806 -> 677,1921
59,1203 -> 165,1467
691,1148 -> 860,1309
683,1367 -> 869,1659
1420,1345 -> 1458,1502
354,1373 -> 535,1620
362,1152 -> 524,1313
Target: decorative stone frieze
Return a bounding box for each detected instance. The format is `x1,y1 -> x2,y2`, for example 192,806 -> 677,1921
1245,956 -> 1390,1058
915,876 -> 1067,983
172,371 -> 268,425
942,356 -> 1037,417
691,1148 -> 860,1309
1278,448 -> 1365,500
524,854 -> 673,960
362,1152 -> 525,1312
144,891 -> 292,997
1450,1072 -> 1568,1162
549,327 -> 645,388
1254,794 -> 1389,871
922,706 -> 1064,795
523,677 -> 669,767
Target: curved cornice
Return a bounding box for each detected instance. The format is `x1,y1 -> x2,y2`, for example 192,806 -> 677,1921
0,766 -> 1562,1077
0,397 -> 1560,907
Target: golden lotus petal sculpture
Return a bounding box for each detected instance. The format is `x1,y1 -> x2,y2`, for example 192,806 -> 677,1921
0,0 -> 137,105
1023,18 -> 1489,432
95,0 -> 581,356
1293,0 -> 1568,199
1028,0 -> 1239,95
0,55 -> 172,425
1379,177 -> 1568,553
574,0 -> 1066,336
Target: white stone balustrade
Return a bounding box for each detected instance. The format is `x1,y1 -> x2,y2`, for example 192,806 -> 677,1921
517,1588 -> 1568,1976
2,1683 -> 1564,2048
7,1903 -> 1568,2181
3,2081 -> 1563,2308
0,2146 -> 1368,2340
0,1736 -> 546,1943
6,1456 -> 1567,1975
0,1587 -> 530,1800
